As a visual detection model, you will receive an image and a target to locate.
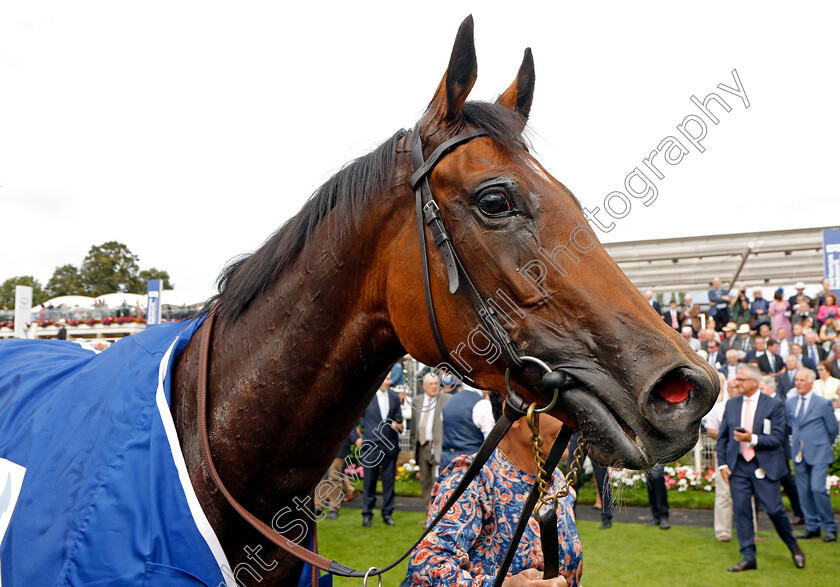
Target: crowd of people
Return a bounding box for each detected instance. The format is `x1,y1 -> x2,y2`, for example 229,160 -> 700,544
669,277 -> 839,572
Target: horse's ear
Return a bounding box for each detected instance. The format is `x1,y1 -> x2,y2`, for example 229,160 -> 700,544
421,15 -> 478,128
497,48 -> 535,120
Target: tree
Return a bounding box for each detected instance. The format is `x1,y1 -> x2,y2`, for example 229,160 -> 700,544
138,268 -> 174,290
45,264 -> 85,298
0,276 -> 45,309
79,241 -> 142,296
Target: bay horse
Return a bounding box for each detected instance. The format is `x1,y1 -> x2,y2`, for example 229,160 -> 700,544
0,16 -> 718,587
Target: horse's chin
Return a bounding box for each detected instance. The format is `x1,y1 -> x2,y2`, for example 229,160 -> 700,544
554,388 -> 652,469
554,386 -> 700,470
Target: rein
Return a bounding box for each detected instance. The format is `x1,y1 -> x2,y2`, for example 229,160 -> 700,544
195,126 -> 586,583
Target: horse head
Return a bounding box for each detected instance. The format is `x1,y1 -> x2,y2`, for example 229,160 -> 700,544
389,16 -> 719,469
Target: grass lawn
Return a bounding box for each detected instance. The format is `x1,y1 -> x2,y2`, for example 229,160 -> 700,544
318,512 -> 840,587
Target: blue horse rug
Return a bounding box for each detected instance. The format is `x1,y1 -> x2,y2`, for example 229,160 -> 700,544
0,318 -> 236,586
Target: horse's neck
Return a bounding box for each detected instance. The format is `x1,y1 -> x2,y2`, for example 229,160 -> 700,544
172,200 -> 408,526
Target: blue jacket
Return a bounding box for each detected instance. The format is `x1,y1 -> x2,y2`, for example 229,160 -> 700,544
786,393 -> 839,466
716,393 -> 789,481
0,319 -> 234,586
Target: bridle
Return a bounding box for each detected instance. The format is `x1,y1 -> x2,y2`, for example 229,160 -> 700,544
196,125 -> 584,585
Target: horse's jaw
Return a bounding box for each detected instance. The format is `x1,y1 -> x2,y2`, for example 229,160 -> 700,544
548,361 -> 717,470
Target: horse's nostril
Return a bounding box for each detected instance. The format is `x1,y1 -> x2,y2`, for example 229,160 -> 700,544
652,374 -> 693,404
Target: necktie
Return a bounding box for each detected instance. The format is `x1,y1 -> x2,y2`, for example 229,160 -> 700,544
810,347 -> 817,364
742,338 -> 748,351
768,355 -> 774,371
742,397 -> 755,461
797,397 -> 806,421
671,311 -> 678,329
418,398 -> 431,445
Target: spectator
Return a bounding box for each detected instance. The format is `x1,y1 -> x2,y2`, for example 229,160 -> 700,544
750,288 -> 770,329
819,316 -> 838,346
410,373 -> 451,517
732,324 -> 754,356
645,465 -> 670,530
790,343 -> 817,372
791,296 -> 815,329
744,335 -> 766,364
390,359 -> 406,387
813,361 -> 840,406
788,283 -> 810,313
439,384 -> 494,473
777,327 -> 791,359
705,373 -> 739,542
706,339 -> 723,369
759,376 -> 805,525
769,289 -> 791,341
570,431 -> 613,530
720,349 -> 740,381
716,363 -> 804,572
758,339 -> 784,376
827,341 -> 840,379
730,287 -> 751,327
56,319 -> 67,341
682,293 -> 702,334
804,332 -> 827,366
779,355 -> 801,397
681,326 -> 700,351
709,277 -> 731,330
816,293 -> 838,327
719,322 -> 738,354
644,290 -> 661,314
316,434 -> 357,520
405,414 -> 581,587
816,279 -> 834,310
352,373 -> 403,527
787,369 -> 839,542
663,299 -> 682,331
790,323 -> 806,349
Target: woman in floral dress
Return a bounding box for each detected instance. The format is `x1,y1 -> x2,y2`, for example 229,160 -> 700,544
406,414 -> 581,587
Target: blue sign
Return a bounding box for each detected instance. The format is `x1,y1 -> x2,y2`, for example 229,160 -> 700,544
146,279 -> 162,326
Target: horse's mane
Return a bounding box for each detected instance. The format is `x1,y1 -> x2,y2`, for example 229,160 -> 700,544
208,101 -> 529,322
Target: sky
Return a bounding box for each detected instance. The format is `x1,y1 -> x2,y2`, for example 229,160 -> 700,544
1,1 -> 839,296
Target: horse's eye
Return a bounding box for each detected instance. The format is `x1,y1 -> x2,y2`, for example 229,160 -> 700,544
477,191 -> 513,217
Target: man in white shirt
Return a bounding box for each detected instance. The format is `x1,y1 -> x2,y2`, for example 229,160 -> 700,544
681,326 -> 701,351
720,350 -> 741,381
409,373 -> 451,515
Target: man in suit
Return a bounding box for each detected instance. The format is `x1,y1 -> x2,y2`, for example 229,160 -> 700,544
803,332 -> 827,366
757,338 -> 785,376
644,290 -> 661,314
759,376 -> 805,525
786,369 -> 839,542
778,355 -> 801,397
706,339 -> 723,369
716,363 -> 804,571
353,372 -> 404,527
744,335 -> 765,364
709,277 -> 731,330
662,300 -> 683,331
790,343 -> 817,372
409,372 -> 451,516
